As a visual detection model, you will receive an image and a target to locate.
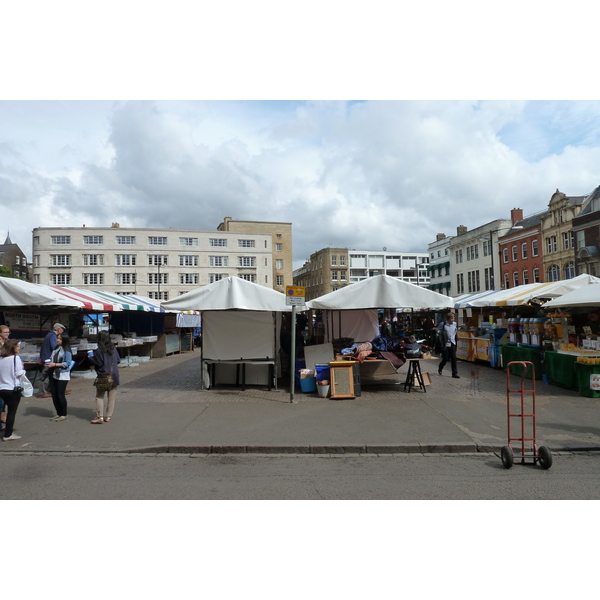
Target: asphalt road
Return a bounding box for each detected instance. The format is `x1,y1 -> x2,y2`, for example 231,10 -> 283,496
2,451 -> 599,499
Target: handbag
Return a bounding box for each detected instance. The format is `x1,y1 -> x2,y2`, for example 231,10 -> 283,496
13,356 -> 33,396
93,353 -> 115,392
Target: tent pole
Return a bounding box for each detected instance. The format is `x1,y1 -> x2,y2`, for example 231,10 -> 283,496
290,306 -> 296,403
338,310 -> 341,340
200,318 -> 205,391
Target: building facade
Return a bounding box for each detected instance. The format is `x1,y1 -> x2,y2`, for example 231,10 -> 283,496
572,185 -> 600,277
32,223 -> 279,299
217,217 -> 292,294
0,234 -> 29,280
294,247 -> 429,301
427,233 -> 454,296
540,189 -> 585,282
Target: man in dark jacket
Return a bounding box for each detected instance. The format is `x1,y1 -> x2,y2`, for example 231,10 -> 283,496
437,312 -> 460,378
38,323 -> 66,396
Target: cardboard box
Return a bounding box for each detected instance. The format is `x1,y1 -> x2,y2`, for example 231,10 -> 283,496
299,369 -> 315,379
414,372 -> 432,386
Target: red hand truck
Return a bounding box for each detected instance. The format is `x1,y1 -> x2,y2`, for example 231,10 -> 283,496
501,361 -> 552,470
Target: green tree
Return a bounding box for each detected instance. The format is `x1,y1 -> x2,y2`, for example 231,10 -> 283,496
0,266 -> 13,278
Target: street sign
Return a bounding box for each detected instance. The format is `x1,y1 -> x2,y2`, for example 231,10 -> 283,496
285,285 -> 305,306
286,286 -> 305,297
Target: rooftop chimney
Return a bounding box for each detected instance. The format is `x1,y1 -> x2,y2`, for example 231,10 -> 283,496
436,233 -> 446,241
457,225 -> 467,236
511,208 -> 523,225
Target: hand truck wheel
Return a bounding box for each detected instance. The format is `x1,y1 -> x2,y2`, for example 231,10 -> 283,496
501,445 -> 514,469
537,446 -> 553,470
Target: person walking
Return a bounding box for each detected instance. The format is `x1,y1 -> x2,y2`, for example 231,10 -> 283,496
47,333 -> 73,421
0,339 -> 25,442
89,331 -> 121,424
438,312 -> 460,378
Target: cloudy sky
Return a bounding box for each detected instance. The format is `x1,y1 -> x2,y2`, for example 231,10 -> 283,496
2,3 -> 599,274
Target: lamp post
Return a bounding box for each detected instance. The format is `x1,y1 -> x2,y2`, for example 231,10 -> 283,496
157,261 -> 161,298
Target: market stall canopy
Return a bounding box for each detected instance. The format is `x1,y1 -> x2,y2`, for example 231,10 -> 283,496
543,282 -> 600,308
160,276 -> 298,312
0,276 -> 81,308
305,274 -> 454,310
455,275 -> 600,308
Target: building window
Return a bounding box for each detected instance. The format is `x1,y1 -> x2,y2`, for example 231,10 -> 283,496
532,239 -> 539,257
238,239 -> 255,248
83,254 -> 104,266
116,273 -> 137,285
332,270 -> 338,281
148,291 -> 168,300
512,245 -> 517,261
148,273 -> 168,284
116,254 -> 136,266
504,273 -> 509,288
563,232 -> 570,251
209,256 -> 228,267
239,274 -> 256,282
513,271 -> 519,287
33,274 -> 40,283
331,255 -> 337,266
533,268 -> 540,283
522,270 -> 529,285
238,256 -> 256,267
276,259 -> 283,270
209,238 -> 227,247
34,236 -> 40,246
521,243 -> 527,259
547,265 -> 560,282
340,256 -> 346,266
565,261 -> 575,279
179,237 -> 198,246
179,255 -> 199,266
148,237 -> 167,245
148,255 -> 167,266
51,273 -> 71,285
83,273 -> 104,285
51,236 -> 70,245
33,255 -> 40,267
276,243 -> 283,252
83,235 -> 103,245
50,254 -> 71,266
116,236 -> 136,245
484,267 -> 491,290
340,270 -> 347,281
577,231 -> 585,250
546,236 -> 557,253
483,240 -> 491,257
179,273 -> 199,284
503,248 -> 508,263
276,275 -> 283,286
209,273 -> 225,283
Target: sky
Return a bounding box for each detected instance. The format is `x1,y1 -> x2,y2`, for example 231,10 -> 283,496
3,98 -> 600,269
2,3 -> 600,274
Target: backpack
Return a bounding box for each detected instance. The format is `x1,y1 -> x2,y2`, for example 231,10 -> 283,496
405,342 -> 423,359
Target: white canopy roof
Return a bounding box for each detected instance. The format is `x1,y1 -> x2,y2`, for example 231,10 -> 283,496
543,282 -> 600,308
0,276 -> 81,309
306,274 -> 454,310
161,276 -> 298,312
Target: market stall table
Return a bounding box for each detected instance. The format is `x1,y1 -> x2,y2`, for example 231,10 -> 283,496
501,345 -> 543,380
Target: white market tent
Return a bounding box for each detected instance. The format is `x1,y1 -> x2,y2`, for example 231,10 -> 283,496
161,276 -> 300,389
454,275 -> 600,309
543,282 -> 600,308
0,276 -> 82,309
306,274 -> 454,342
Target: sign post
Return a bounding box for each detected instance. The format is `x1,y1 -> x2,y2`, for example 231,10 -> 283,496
286,286 -> 305,403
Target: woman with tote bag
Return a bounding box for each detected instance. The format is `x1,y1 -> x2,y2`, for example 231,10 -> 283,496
88,331 -> 121,424
0,339 -> 25,442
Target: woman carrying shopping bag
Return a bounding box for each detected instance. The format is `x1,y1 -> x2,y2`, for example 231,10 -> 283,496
0,339 -> 25,442
89,331 -> 121,424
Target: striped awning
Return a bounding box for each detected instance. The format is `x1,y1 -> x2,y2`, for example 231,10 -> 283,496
49,286 -> 123,311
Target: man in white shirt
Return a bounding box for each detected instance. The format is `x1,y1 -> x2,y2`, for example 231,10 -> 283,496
437,312 -> 460,378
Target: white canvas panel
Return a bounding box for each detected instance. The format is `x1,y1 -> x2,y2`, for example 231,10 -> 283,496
203,310 -> 275,360
323,309 -> 379,343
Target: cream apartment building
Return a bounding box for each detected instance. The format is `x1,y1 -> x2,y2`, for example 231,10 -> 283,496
32,223 -> 279,299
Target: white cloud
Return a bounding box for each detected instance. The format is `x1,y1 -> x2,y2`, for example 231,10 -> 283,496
2,100 -> 600,270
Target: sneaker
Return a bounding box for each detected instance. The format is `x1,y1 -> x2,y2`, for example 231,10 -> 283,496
2,434 -> 22,442
90,417 -> 104,424
55,416 -> 67,421
452,375 -> 460,379
50,415 -> 61,421
438,369 -> 443,376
